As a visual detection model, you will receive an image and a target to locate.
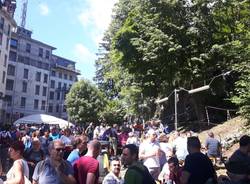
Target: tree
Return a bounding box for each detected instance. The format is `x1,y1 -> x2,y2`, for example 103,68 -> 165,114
65,79 -> 106,124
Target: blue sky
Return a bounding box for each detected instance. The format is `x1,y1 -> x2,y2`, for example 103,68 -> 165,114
14,0 -> 118,81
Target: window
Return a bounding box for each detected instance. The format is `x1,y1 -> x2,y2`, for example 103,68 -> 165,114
23,69 -> 29,79
10,39 -> 18,49
64,74 -> 68,80
41,100 -> 46,110
56,104 -> 59,112
50,80 -> 55,88
69,75 -> 73,81
39,48 -> 43,57
63,105 -> 67,112
42,86 -> 47,96
36,72 -> 41,82
56,92 -> 60,100
0,32 -> 2,45
9,51 -> 17,61
22,81 -> 27,93
51,70 -> 56,76
48,104 -> 53,112
63,83 -> 67,89
59,72 -> 62,78
43,74 -> 48,83
0,17 -> 4,29
45,50 -> 50,59
35,85 -> 40,95
34,99 -> 39,110
4,55 -> 7,67
6,38 -> 9,50
26,43 -> 31,53
21,97 -> 26,108
7,65 -> 15,76
6,79 -> 14,90
49,91 -> 54,100
58,82 -> 61,89
5,95 -> 12,106
2,71 -> 5,83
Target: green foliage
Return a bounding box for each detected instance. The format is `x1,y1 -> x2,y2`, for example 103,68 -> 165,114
95,0 -> 250,121
65,80 -> 106,124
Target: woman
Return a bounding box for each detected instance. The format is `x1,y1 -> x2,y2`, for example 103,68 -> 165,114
4,141 -> 29,184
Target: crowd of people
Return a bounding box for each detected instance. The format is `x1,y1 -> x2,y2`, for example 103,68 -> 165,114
0,119 -> 249,184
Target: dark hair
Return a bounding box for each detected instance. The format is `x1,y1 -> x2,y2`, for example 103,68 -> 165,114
168,157 -> 179,166
110,156 -> 120,162
123,144 -> 139,160
187,136 -> 201,149
10,140 -> 25,155
239,135 -> 250,147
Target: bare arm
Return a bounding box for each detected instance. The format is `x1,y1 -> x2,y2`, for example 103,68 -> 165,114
86,173 -> 96,184
4,161 -> 23,184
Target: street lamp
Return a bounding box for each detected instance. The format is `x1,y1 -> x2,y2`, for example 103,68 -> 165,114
155,71 -> 232,130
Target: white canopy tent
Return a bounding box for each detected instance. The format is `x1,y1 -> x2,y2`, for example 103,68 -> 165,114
13,114 -> 74,129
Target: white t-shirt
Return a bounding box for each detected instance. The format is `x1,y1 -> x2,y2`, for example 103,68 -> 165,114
172,136 -> 188,160
60,135 -> 74,145
140,140 -> 160,169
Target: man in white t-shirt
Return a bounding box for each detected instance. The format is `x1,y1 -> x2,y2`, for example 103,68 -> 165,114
172,132 -> 188,162
139,129 -> 161,179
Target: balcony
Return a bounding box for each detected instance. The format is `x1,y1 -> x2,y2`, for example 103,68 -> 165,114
54,64 -> 81,75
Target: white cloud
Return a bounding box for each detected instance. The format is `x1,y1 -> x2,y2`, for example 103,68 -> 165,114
78,0 -> 118,42
39,3 -> 49,16
73,43 -> 96,64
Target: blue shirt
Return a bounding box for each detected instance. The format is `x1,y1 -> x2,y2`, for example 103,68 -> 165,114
33,158 -> 74,184
67,149 -> 80,165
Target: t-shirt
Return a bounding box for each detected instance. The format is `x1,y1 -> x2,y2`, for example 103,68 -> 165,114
183,152 -> 216,184
205,137 -> 221,157
39,136 -> 52,156
139,141 -> 160,169
124,162 -> 145,184
172,137 -> 188,161
67,149 -> 80,165
32,158 -> 74,184
229,149 -> 250,164
73,156 -> 99,184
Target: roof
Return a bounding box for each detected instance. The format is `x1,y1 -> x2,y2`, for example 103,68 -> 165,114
13,114 -> 74,129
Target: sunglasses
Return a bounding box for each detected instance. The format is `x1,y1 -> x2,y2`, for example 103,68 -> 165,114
55,148 -> 65,152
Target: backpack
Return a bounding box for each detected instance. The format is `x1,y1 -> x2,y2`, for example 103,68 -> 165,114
129,165 -> 156,184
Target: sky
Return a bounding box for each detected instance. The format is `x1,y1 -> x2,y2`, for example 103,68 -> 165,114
14,0 -> 118,81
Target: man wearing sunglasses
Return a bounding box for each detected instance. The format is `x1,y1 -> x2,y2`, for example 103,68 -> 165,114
32,140 -> 76,184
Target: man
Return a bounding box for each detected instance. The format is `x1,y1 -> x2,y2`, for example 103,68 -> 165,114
102,157 -> 123,184
32,140 -> 76,184
205,132 -> 221,162
50,127 -> 60,140
139,129 -> 160,179
39,129 -> 52,156
24,140 -> 44,180
180,136 -> 216,184
67,135 -> 88,165
122,144 -> 156,184
73,140 -> 101,184
172,132 -> 188,162
158,157 -> 182,184
226,135 -> 250,182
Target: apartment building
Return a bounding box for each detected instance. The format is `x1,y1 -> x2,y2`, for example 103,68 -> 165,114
0,1 -> 16,123
4,26 -> 80,123
48,55 -> 80,119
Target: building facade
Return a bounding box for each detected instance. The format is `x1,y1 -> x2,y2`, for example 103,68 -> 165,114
48,55 -> 80,119
4,26 -> 80,123
0,1 -> 16,123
